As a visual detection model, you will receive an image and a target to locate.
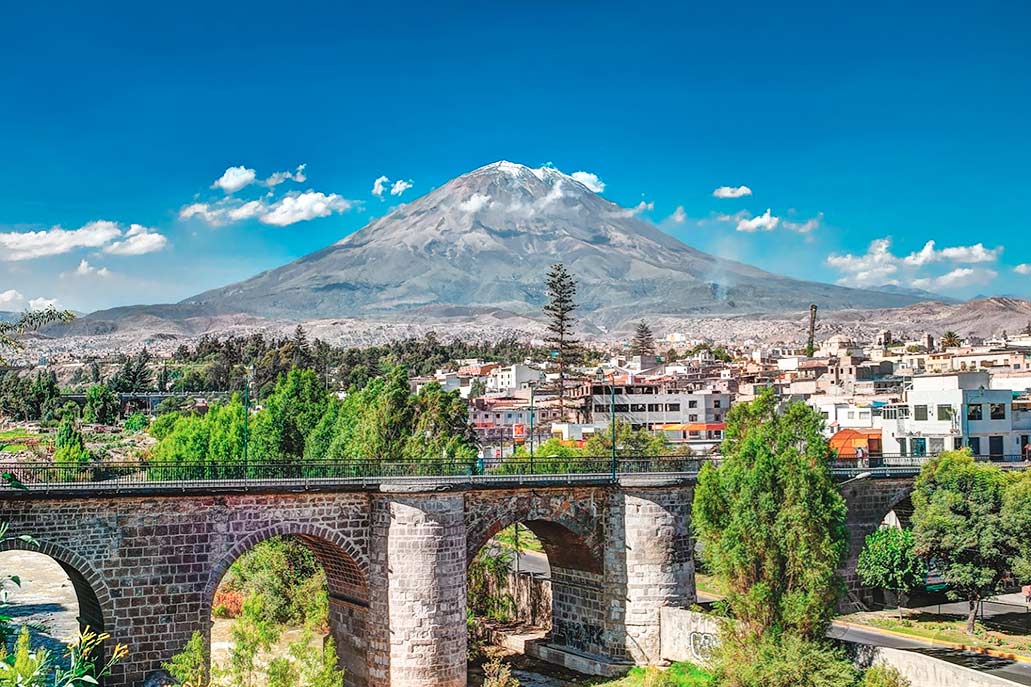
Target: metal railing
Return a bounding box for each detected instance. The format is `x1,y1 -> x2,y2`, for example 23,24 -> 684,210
1,453 -> 1025,494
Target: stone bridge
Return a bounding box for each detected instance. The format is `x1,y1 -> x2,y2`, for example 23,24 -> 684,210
0,472 -> 918,687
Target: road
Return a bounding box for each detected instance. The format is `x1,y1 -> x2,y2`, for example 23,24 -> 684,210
829,621 -> 1031,685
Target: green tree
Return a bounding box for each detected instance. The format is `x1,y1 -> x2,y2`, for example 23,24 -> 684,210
53,416 -> 90,469
251,368 -> 328,461
856,528 -> 927,619
862,664 -> 911,687
108,348 -> 154,392
223,595 -> 280,687
124,412 -> 150,433
692,389 -> 848,640
582,420 -> 668,459
542,263 -> 581,420
629,321 -> 656,358
468,378 -> 487,399
714,631 -> 858,687
163,630 -> 208,687
82,384 -> 119,424
911,449 -> 1018,633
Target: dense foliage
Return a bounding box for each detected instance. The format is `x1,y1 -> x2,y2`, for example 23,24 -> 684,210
693,389 -> 848,640
856,528 -> 926,618
53,417 -> 90,469
911,449 -> 1025,632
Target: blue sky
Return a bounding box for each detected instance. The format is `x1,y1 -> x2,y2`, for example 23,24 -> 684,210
1,1 -> 1029,312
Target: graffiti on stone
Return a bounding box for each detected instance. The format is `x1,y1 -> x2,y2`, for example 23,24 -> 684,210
553,619 -> 604,653
689,630 -> 718,663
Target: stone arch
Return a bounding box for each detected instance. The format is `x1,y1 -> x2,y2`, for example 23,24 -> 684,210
201,521 -> 368,615
0,537 -> 113,638
841,478 -> 917,600
465,495 -> 604,574
200,522 -> 370,686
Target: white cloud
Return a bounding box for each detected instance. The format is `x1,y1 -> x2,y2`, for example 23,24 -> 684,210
912,267 -> 998,290
259,191 -> 352,226
0,221 -> 123,261
714,210 -> 750,224
212,165 -> 257,194
63,259 -> 112,279
617,200 -> 654,218
1015,264 -> 1031,275
904,240 -> 1003,266
668,206 -> 687,224
459,193 -> 491,213
712,185 -> 752,199
390,179 -> 413,197
179,202 -> 224,225
736,208 -> 779,232
0,290 -> 24,308
265,164 -> 307,187
104,224 -> 169,255
570,171 -> 605,193
372,175 -> 389,198
227,200 -> 265,222
782,212 -> 823,233
826,238 -> 900,287
28,297 -> 59,310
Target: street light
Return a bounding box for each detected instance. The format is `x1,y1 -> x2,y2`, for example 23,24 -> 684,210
840,471 -> 872,487
595,368 -> 617,480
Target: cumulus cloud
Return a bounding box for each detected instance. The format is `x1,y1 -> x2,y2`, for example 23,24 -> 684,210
912,267 -> 998,290
390,179 -> 413,197
712,185 -> 752,199
0,221 -> 123,261
0,290 -> 24,308
1015,264 -> 1031,275
782,212 -> 823,233
736,208 -> 779,232
265,164 -> 307,187
63,259 -> 112,279
179,203 -> 224,225
28,297 -> 59,310
826,238 -> 900,287
904,240 -> 1003,266
212,165 -> 258,194
260,192 -> 353,226
103,224 -> 168,256
371,175 -> 389,198
459,193 -> 491,213
570,171 -> 605,193
668,206 -> 687,224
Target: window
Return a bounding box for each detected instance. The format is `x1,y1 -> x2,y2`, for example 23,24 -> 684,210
967,403 -> 983,421
614,404 -> 629,412
714,413 -> 722,421
665,403 -> 680,412
688,414 -> 698,422
647,403 -> 661,412
688,400 -> 698,408
594,404 -> 607,413
898,438 -> 907,456
631,403 -> 647,412
990,403 -> 1006,420
953,438 -> 964,450
913,405 -> 928,421
714,400 -> 722,408
912,438 -> 927,456
847,411 -> 855,419
968,437 -> 981,455
937,405 -> 953,421
929,437 -> 944,454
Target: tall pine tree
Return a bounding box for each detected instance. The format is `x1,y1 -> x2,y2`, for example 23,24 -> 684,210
629,321 -> 656,358
543,264 -> 580,419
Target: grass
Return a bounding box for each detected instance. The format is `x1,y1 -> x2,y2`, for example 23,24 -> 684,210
842,611 -> 1031,657
694,574 -> 721,598
0,444 -> 30,453
0,429 -> 33,440
600,662 -> 714,686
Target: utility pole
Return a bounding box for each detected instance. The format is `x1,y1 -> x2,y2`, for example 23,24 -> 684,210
529,382 -> 535,467
610,372 -> 617,480
243,365 -> 253,478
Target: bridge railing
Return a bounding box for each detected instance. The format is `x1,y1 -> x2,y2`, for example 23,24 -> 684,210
0,453 -> 1024,491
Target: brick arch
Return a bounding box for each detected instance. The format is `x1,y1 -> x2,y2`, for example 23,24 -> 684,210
0,537 -> 113,637
201,521 -> 369,625
465,496 -> 603,574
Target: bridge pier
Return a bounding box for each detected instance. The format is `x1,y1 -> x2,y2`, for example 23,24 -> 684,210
367,492 -> 468,687
615,486 -> 696,664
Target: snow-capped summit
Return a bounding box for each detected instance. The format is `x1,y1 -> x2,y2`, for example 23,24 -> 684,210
183,160 -> 926,325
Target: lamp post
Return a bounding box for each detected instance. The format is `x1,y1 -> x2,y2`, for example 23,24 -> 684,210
243,365 -> 253,478
595,368 -> 617,480
529,382 -> 536,465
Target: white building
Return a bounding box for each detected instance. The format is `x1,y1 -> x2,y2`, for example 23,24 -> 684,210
876,371 -> 1031,458
487,364 -> 542,394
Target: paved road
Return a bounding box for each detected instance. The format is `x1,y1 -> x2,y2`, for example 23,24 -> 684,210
829,621 -> 1031,685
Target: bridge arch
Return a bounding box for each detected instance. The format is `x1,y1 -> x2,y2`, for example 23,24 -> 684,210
465,493 -> 609,660
0,537 -> 112,638
201,522 -> 370,686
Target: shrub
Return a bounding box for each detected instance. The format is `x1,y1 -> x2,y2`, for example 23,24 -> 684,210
218,537 -> 326,626
862,663 -> 911,687
482,657 -> 519,687
714,631 -> 859,687
213,588 -> 245,618
124,412 -> 150,433
163,630 -> 208,687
